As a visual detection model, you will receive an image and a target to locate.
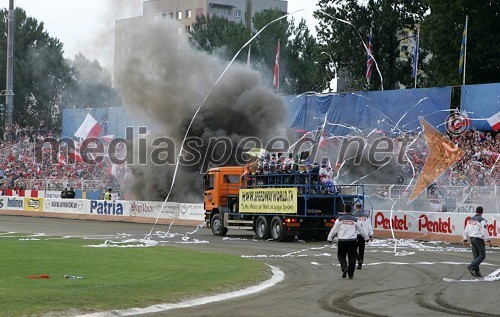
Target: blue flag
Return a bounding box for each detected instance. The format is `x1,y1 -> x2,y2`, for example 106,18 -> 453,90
458,17 -> 468,75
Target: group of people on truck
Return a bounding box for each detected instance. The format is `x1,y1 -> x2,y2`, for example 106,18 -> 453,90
242,151 -> 339,194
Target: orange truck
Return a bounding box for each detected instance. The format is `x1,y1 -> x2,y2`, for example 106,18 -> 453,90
203,166 -> 366,242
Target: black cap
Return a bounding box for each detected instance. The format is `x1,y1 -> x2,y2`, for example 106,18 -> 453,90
344,204 -> 352,213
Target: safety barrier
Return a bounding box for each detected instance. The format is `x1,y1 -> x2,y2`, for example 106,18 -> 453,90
0,196 -> 205,221
0,196 -> 497,245
372,210 -> 499,244
7,180 -> 499,212
364,184 -> 499,212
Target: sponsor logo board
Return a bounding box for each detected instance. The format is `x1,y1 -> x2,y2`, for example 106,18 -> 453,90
44,199 -> 88,213
24,198 -> 44,212
179,203 -> 204,221
89,200 -> 129,216
374,210 -> 500,237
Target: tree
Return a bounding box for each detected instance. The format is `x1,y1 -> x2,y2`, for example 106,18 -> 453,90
283,19 -> 330,93
421,0 -> 500,86
251,8 -> 291,76
253,10 -> 329,94
188,14 -> 251,62
315,0 -> 427,91
188,9 -> 328,95
0,8 -> 73,131
62,53 -> 121,110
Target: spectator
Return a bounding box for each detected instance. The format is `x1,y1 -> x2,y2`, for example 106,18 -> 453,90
104,188 -> 112,200
66,187 -> 76,199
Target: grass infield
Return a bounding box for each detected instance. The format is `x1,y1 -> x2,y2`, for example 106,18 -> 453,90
0,232 -> 269,316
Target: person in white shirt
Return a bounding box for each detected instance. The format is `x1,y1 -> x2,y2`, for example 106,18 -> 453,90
463,206 -> 492,277
327,204 -> 369,279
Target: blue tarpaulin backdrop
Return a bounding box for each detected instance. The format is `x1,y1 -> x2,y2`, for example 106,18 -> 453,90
62,84 -> 500,138
461,83 -> 500,131
285,87 -> 452,135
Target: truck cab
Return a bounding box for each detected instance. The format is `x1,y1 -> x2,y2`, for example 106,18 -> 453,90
204,166 -> 244,234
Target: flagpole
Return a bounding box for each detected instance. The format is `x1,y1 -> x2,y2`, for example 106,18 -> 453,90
462,15 -> 468,85
414,25 -> 419,89
277,39 -> 280,92
366,28 -> 373,87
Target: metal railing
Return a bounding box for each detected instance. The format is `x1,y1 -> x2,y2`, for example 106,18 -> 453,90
364,184 -> 499,213
13,178 -> 107,192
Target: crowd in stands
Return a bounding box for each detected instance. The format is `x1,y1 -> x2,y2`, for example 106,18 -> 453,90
0,120 -> 497,201
404,128 -> 499,187
0,123 -> 129,194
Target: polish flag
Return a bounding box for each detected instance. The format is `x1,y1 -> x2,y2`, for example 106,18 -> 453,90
68,149 -> 83,163
74,113 -> 102,140
486,110 -> 500,132
58,154 -> 66,165
272,41 -> 280,91
107,164 -> 117,176
69,146 -> 83,163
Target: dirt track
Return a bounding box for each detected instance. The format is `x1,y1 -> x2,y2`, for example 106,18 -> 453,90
1,215 -> 499,317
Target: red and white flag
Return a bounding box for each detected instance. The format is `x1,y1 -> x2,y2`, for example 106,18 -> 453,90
487,110 -> 500,131
272,40 -> 280,91
107,164 -> 117,176
74,113 -> 102,140
69,147 -> 83,163
68,141 -> 83,163
366,29 -> 373,83
58,154 -> 66,165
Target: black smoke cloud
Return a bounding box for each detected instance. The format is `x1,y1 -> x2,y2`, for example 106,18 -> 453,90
115,20 -> 286,202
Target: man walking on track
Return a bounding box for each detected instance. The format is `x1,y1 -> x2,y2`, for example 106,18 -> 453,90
327,204 -> 370,279
463,206 -> 492,277
353,202 -> 373,269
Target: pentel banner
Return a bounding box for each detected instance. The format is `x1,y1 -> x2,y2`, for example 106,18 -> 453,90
373,210 -> 500,237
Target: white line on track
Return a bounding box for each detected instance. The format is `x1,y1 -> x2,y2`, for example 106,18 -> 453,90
77,264 -> 284,317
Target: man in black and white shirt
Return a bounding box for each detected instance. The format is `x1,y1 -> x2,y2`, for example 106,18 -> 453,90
328,204 -> 369,279
463,206 -> 492,277
353,202 -> 373,270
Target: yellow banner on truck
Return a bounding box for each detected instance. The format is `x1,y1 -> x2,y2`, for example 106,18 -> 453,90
239,188 -> 297,214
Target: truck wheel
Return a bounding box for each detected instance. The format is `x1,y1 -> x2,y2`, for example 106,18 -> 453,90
211,213 -> 228,236
270,216 -> 286,242
255,216 -> 270,240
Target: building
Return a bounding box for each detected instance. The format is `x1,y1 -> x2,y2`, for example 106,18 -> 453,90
114,0 -> 287,86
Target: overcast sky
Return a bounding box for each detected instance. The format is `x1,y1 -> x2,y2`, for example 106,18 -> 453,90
2,0 -> 318,69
